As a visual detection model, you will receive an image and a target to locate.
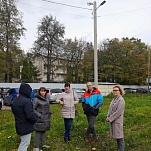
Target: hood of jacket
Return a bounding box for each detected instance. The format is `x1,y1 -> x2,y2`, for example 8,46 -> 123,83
19,83 -> 32,98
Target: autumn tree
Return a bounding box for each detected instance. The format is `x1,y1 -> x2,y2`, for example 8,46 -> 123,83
63,38 -> 91,83
0,51 -> 6,79
98,37 -> 148,85
120,38 -> 147,85
0,0 -> 26,82
32,14 -> 65,82
81,42 -> 94,83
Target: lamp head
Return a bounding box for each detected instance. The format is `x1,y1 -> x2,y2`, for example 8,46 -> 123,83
87,2 -> 93,6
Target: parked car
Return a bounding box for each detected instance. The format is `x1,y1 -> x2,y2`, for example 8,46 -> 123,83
136,88 -> 147,93
31,88 -> 62,103
30,90 -> 37,101
72,88 -> 85,102
132,89 -> 137,93
124,88 -> 137,93
46,88 -> 63,104
3,88 -> 19,106
124,88 -> 134,93
0,87 -> 10,99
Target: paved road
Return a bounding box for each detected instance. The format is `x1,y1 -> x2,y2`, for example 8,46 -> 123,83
0,99 -> 11,110
1,105 -> 11,110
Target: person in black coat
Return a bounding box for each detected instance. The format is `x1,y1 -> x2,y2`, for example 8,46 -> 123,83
12,83 -> 36,151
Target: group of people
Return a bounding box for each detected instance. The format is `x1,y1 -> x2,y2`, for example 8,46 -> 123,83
11,82 -> 125,151
11,84 -> 50,151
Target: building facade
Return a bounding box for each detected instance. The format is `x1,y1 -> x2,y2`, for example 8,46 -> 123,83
34,55 -> 67,83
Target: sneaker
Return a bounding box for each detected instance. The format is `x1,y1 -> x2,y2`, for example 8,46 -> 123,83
33,148 -> 40,151
84,137 -> 89,143
42,145 -> 50,148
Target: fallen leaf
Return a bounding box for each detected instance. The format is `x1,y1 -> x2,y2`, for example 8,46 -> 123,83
92,147 -> 96,150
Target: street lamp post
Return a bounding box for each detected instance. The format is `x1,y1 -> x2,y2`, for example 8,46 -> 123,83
88,1 -> 106,88
93,1 -> 98,88
20,66 -> 23,80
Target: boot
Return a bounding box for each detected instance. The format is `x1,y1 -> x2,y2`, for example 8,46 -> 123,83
64,137 -> 68,143
84,137 -> 89,143
68,136 -> 71,141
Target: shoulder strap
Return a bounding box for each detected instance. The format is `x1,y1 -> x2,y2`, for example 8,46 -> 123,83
73,91 -> 75,101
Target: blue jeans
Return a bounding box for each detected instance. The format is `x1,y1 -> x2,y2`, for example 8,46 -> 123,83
64,118 -> 73,138
18,133 -> 31,151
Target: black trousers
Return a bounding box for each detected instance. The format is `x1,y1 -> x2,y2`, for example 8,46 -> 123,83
84,115 -> 97,139
117,138 -> 124,151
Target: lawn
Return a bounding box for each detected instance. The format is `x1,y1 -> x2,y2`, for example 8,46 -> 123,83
0,93 -> 151,151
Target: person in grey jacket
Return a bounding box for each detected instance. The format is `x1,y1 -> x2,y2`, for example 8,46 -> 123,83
106,85 -> 125,151
33,87 -> 51,151
56,82 -> 79,143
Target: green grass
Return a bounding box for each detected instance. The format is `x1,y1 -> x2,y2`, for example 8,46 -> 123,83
0,93 -> 151,151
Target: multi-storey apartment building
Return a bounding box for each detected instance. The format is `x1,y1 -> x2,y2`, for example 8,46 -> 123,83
34,55 -> 67,83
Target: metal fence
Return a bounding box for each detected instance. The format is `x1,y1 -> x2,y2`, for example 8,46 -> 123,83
0,83 -> 149,96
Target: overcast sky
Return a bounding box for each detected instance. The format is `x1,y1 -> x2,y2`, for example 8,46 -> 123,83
17,0 -> 151,52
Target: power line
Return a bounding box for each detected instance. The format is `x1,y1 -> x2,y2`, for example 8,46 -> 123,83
42,0 -> 92,10
99,6 -> 151,17
18,2 -> 92,19
18,1 -> 151,19
42,0 -> 151,18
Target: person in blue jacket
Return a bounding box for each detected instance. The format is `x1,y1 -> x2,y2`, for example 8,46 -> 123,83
82,82 -> 103,143
12,83 -> 36,151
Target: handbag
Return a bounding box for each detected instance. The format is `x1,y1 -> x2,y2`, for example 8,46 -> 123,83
73,91 -> 78,116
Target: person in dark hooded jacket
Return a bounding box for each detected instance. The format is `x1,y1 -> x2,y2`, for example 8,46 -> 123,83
12,83 -> 36,151
33,87 -> 51,151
